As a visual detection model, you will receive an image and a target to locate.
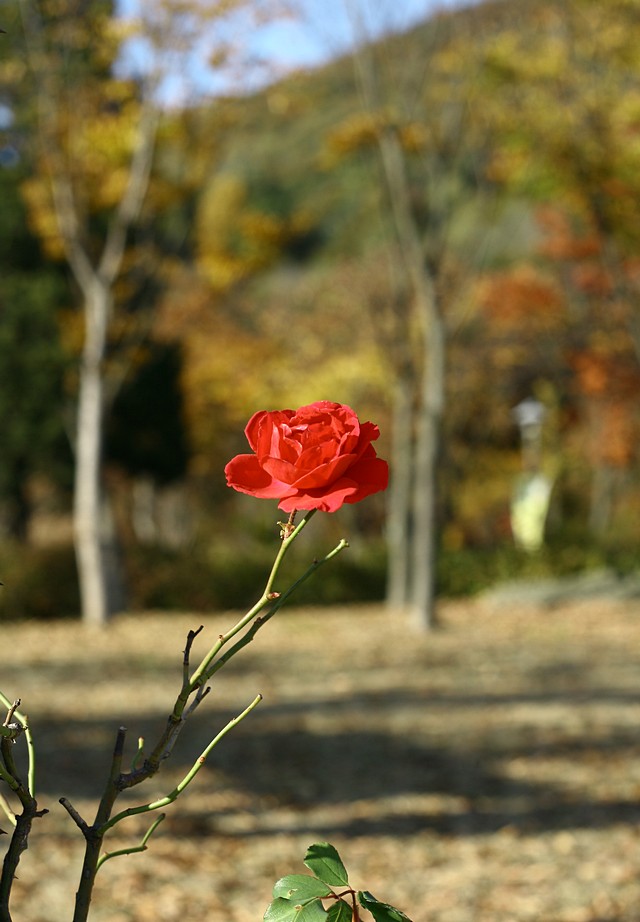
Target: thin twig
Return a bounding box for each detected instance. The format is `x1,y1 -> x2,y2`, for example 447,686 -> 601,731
59,799 -> 89,834
96,813 -> 166,871
71,727 -> 128,922
101,695 -> 262,834
183,626 -> 204,684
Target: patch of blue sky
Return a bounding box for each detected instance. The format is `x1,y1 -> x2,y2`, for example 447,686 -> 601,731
114,0 -> 479,105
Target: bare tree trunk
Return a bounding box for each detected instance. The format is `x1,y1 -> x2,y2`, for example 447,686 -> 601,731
386,371 -> 414,609
343,8 -> 448,629
73,282 -> 110,626
376,128 -> 444,630
410,305 -> 446,631
342,1 -> 493,627
74,361 -> 107,623
21,0 -> 159,625
588,463 -> 615,538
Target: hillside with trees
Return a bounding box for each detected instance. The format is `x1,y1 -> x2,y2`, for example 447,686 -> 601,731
0,0 -> 639,623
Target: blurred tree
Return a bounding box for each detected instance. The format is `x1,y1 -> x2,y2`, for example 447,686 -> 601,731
196,171 -> 308,290
14,0 -> 282,625
106,341 -> 188,486
481,0 -> 640,534
13,0 -> 161,624
0,163 -> 70,539
326,4 -> 499,628
0,283 -> 70,539
0,7 -> 69,541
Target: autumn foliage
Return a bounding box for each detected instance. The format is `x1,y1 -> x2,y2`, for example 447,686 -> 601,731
3,0 -> 640,618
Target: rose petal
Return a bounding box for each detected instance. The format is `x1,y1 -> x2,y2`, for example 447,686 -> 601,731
224,454 -> 292,500
244,410 -> 268,453
358,420 -> 380,444
262,455 -> 301,485
292,451 -> 357,489
277,480 -> 359,513
341,454 -> 389,503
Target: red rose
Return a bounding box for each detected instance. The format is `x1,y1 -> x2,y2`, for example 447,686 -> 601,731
225,401 -> 389,513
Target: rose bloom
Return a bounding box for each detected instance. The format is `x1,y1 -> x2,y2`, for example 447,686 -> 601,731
225,401 -> 389,513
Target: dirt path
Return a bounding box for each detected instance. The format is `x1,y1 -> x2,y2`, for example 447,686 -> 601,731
1,598 -> 640,921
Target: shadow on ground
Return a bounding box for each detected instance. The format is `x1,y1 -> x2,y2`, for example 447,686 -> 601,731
22,680 -> 640,840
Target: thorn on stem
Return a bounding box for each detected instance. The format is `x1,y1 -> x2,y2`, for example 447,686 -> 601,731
278,510 -> 297,539
3,700 -> 22,728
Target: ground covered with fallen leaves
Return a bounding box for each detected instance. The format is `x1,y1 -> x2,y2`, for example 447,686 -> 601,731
1,596 -> 640,921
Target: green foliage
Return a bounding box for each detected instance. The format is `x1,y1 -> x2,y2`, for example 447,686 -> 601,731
0,275 -> 69,470
2,0 -> 640,608
123,543 -> 268,612
0,543 -> 79,620
303,843 -> 349,888
265,899 -> 327,922
273,876 -> 333,902
4,528 -> 634,622
0,139 -> 71,539
124,532 -> 387,612
436,532 -> 640,598
106,341 -> 189,485
286,546 -> 387,606
265,843 -> 412,922
326,902 -> 352,922
358,893 -> 413,922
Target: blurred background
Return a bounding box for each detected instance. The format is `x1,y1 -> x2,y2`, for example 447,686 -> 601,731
1,0 -> 639,625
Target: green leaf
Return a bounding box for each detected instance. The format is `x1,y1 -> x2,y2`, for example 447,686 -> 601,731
358,891 -> 414,922
326,899 -> 353,922
264,897 -> 327,922
304,843 -> 350,888
273,875 -> 333,901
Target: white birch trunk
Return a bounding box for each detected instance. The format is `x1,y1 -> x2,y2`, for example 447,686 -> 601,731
73,282 -> 110,627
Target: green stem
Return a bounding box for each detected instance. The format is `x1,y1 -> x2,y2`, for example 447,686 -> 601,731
206,538 -> 349,681
116,511 -> 323,785
101,694 -> 262,833
66,508 -> 336,921
138,511 -> 320,778
96,813 -> 166,871
23,718 -> 36,799
188,510 -> 316,692
266,537 -> 348,617
0,793 -> 15,828
0,763 -> 19,796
